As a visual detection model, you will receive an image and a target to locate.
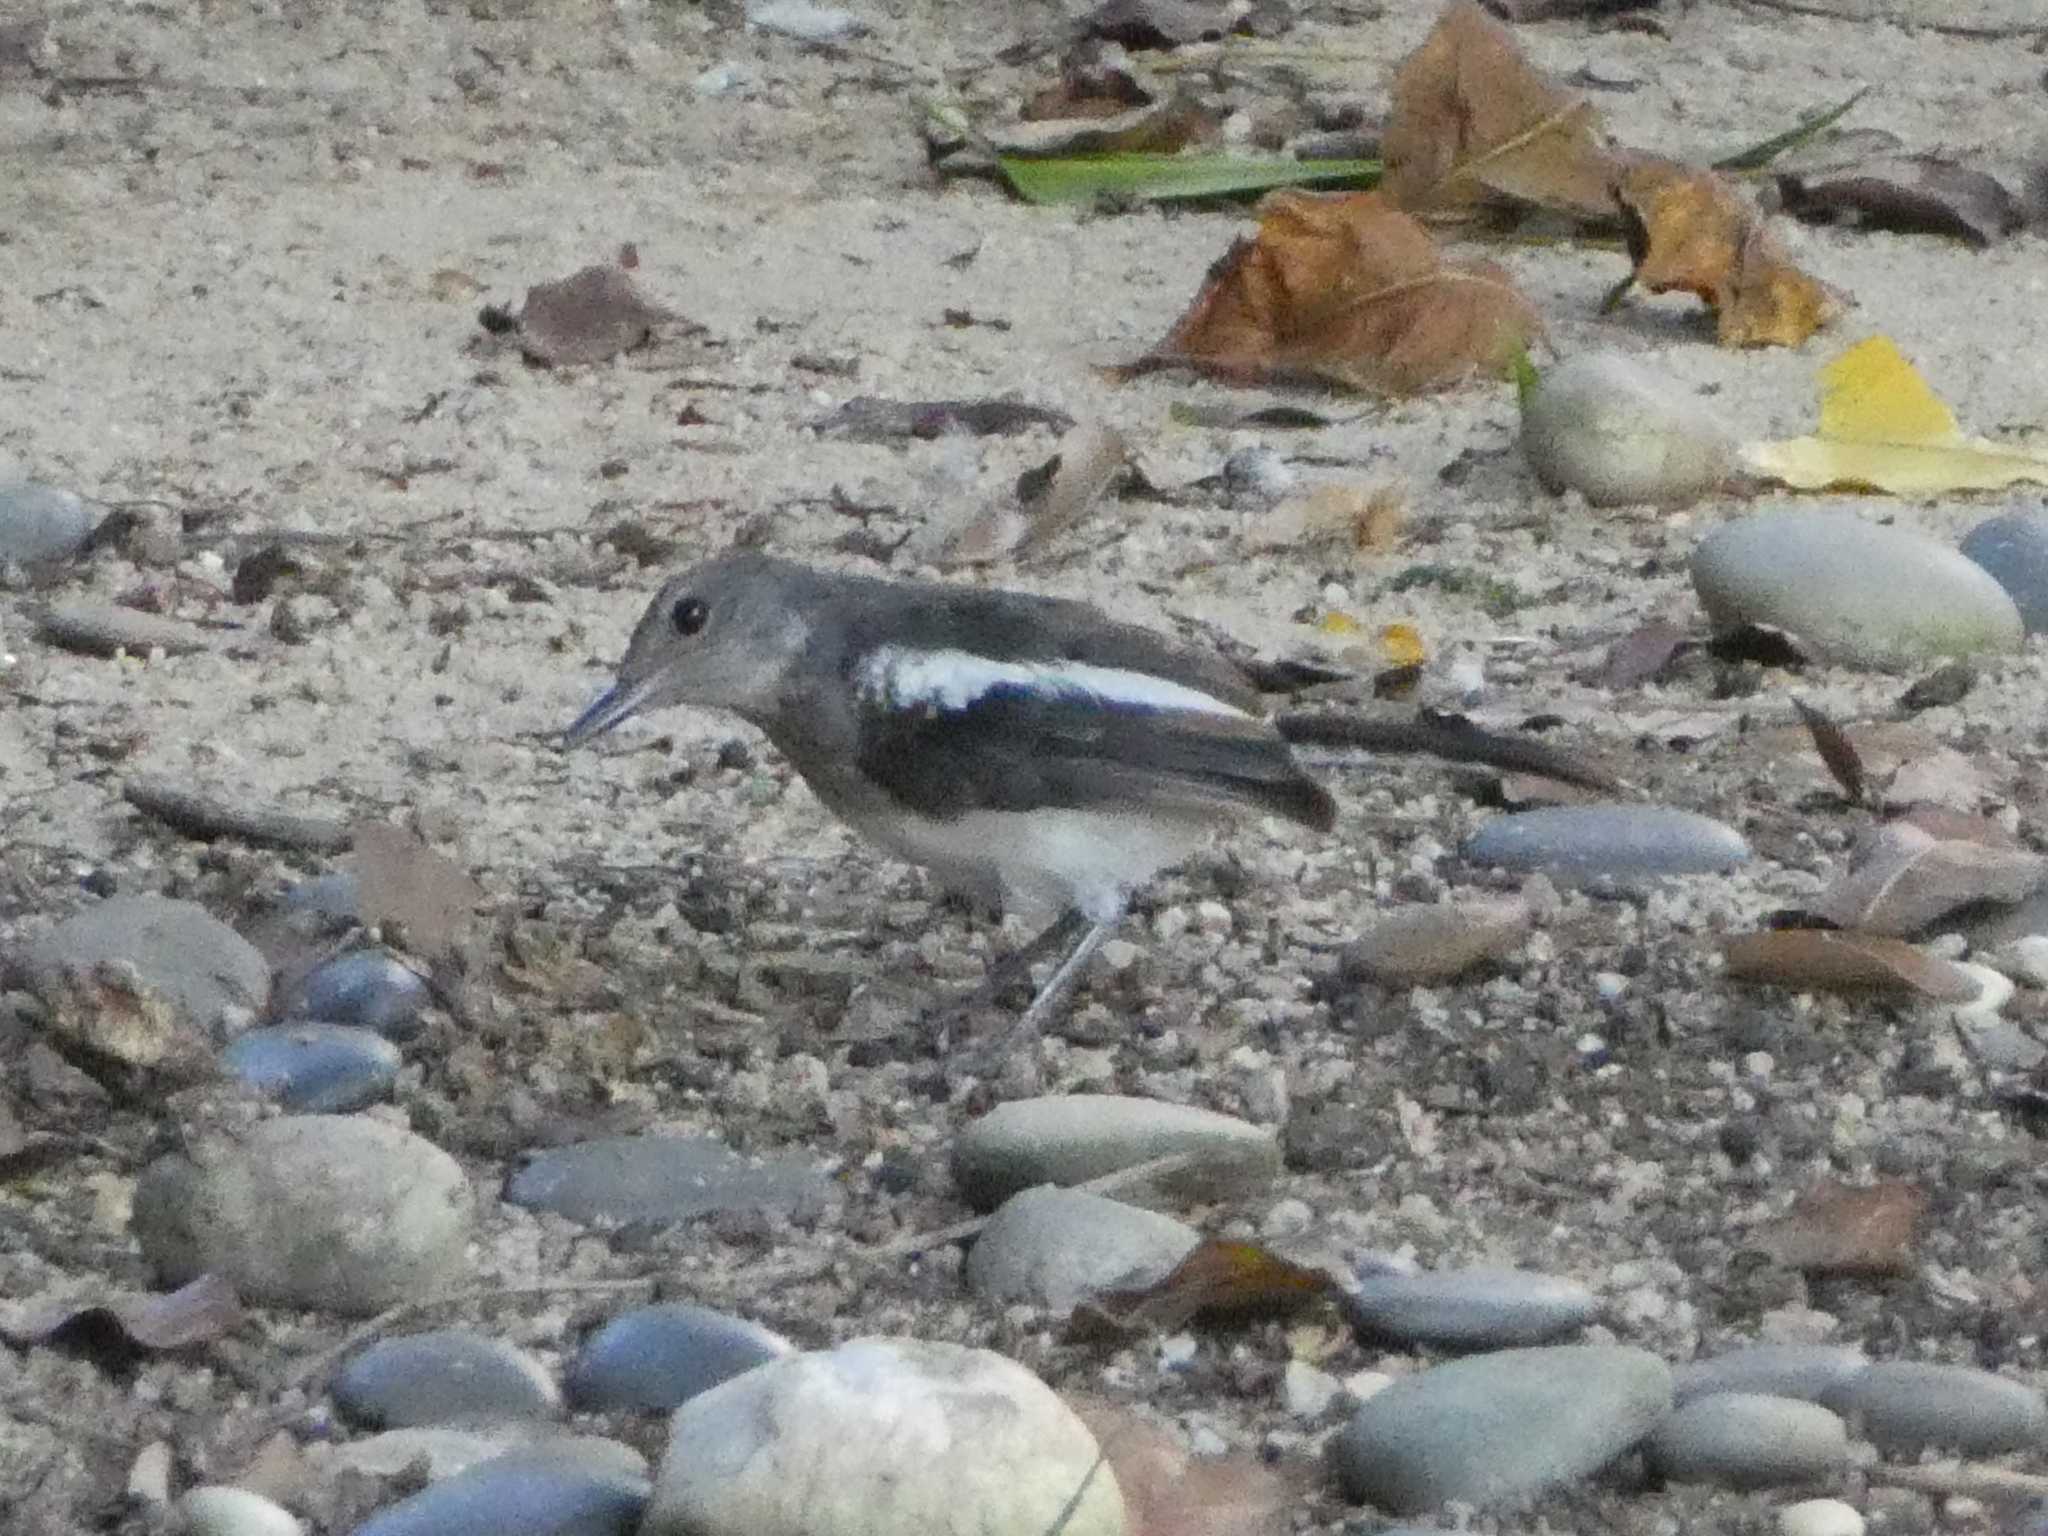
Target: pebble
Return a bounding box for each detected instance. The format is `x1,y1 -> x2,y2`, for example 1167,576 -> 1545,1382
132,1115 -> 473,1316
643,1338 -> 1122,1536
1282,1359 -> 1342,1418
282,871 -> 361,922
1335,898 -> 1532,986
175,1486 -> 303,1536
1779,1499 -> 1867,1536
1691,509 -> 2024,670
1994,934 -> 2048,987
951,1094 -> 1281,1212
15,894 -> 271,1036
565,1304 -> 795,1413
504,1134 -> 827,1227
288,950 -> 430,1040
1823,1361 -> 2047,1454
1519,351 -> 1736,507
0,479 -> 94,563
964,1186 -> 1199,1312
1673,1343 -> 1870,1406
222,1024 -> 400,1112
1960,507 -> 2048,633
334,1329 -> 561,1428
1342,1266 -> 1597,1349
1329,1345 -> 1672,1514
745,0 -> 866,42
350,1445 -> 649,1536
1463,805 -> 1751,882
1645,1392 -> 1849,1489
34,601 -> 216,657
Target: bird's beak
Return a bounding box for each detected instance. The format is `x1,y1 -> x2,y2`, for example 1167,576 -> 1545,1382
562,679 -> 650,748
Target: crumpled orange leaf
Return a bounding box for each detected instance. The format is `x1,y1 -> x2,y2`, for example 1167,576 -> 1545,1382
1076,1238 -> 1336,1335
1133,190 -> 1541,395
1382,0 -> 1622,221
1614,158 -> 1840,348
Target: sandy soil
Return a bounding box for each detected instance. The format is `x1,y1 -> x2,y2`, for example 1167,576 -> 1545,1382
5,0 -> 2048,1531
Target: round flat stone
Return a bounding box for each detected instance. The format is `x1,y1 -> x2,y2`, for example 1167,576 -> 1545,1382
1780,1499 -> 1866,1536
1646,1393 -> 1849,1489
966,1186 -> 1199,1313
1342,1267 -> 1596,1349
222,1023 -> 400,1112
132,1115 -> 472,1316
1961,507 -> 2048,633
504,1135 -> 827,1227
1329,1345 -> 1673,1514
289,949 -> 430,1040
1692,508 -> 2024,670
644,1338 -> 1122,1536
1463,805 -> 1750,882
350,1445 -> 649,1536
1520,351 -> 1735,507
1823,1361 -> 2046,1454
565,1304 -> 794,1413
176,1486 -> 302,1536
1674,1344 -> 1870,1406
952,1095 -> 1280,1213
15,894 -> 270,1035
0,480 -> 94,564
334,1329 -> 560,1428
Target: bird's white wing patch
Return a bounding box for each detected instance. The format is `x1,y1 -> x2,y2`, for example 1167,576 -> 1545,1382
856,645 -> 1248,718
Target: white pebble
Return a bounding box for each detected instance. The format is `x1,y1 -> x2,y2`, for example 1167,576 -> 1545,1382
1282,1360 -> 1340,1417
176,1486 -> 304,1536
1157,1333 -> 1199,1370
1995,934 -> 2048,987
1778,1498 -> 1865,1536
1100,939 -> 1140,971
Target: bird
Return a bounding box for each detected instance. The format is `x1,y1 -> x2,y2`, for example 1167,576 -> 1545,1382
564,550 -> 1335,1052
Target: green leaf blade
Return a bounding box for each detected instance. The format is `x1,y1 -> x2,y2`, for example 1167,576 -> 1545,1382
997,154 -> 1382,207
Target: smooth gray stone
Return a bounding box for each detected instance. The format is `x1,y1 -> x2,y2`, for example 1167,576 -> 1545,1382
1691,508 -> 2023,670
643,1339 -> 1123,1536
1961,508 -> 2048,633
290,949 -> 430,1040
565,1304 -> 794,1412
1330,1345 -> 1673,1515
504,1135 -> 827,1227
951,1095 -> 1280,1213
1646,1393 -> 1849,1489
1463,805 -> 1750,882
1343,1267 -> 1596,1349
1519,352 -> 1735,507
349,1447 -> 648,1536
1823,1361 -> 2047,1454
34,601 -> 214,657
965,1186 -> 1199,1313
335,1329 -> 561,1428
222,1024 -> 400,1112
1674,1344 -> 1871,1406
177,1486 -> 302,1536
0,480 -> 94,563
14,894 -> 271,1035
133,1115 -> 473,1316
283,871 -> 361,920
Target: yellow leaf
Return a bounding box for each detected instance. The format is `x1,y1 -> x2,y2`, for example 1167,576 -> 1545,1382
1319,610 -> 1362,635
1743,335 -> 2048,494
1380,622 -> 1427,666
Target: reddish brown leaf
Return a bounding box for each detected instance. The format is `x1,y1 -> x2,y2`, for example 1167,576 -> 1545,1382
508,263 -> 676,367
1134,190 -> 1541,396
1721,929 -> 1981,1002
1614,159 -> 1840,348
1083,1239 -> 1336,1334
1777,155 -> 2023,249
1792,696 -> 1868,807
1750,1178 -> 1928,1277
1382,0 -> 1622,221
1067,1398 -> 1297,1536
1336,897 -> 1531,986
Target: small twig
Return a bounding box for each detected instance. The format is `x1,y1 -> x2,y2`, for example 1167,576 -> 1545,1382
123,776 -> 352,853
1867,1461 -> 2048,1499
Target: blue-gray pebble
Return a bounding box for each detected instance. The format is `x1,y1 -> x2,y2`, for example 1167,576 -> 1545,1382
1330,1345 -> 1672,1514
1823,1361 -> 2046,1454
223,1024 -> 399,1112
349,1446 -> 647,1536
1961,507 -> 2048,634
334,1329 -> 560,1428
504,1136 -> 827,1227
1463,805 -> 1750,882
291,950 -> 430,1040
1674,1344 -> 1870,1406
965,1186 -> 1199,1313
17,894 -> 271,1034
1692,508 -> 2023,670
1646,1393 -> 1849,1489
0,480 -> 94,564
1343,1267 -> 1596,1349
565,1304 -> 793,1413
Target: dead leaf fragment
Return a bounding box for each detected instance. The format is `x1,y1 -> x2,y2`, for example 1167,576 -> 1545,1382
352,822 -> 482,962
1792,697 -> 1869,807
1335,897 -> 1531,985
1722,929 -> 1981,1002
1750,1178 -> 1927,1277
1080,0 -> 1240,49
1777,156 -> 2023,249
940,422 -> 1128,565
1080,1238 -> 1335,1335
809,397 -> 1074,441
1814,821 -> 2048,937
1069,1399 -> 1297,1536
1134,190 -> 1542,395
1615,159 -> 1840,348
499,263 -> 677,367
1248,483 -> 1405,555
1595,618 -> 1689,689
0,1272 -> 243,1365
1382,1 -> 1621,221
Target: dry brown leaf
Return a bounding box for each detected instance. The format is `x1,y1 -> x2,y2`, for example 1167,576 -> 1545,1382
502,263 -> 677,367
1722,929 -> 1981,1002
1594,618 -> 1689,689
1068,1398 -> 1297,1536
1381,1 -> 1621,221
1248,483 -> 1406,555
1336,897 -> 1532,985
1792,696 -> 1869,808
1777,155 -> 2023,249
1614,159 -> 1840,348
1081,1238 -> 1336,1334
1749,1178 -> 1928,1277
1134,190 -> 1541,395
0,1272 -> 243,1362
352,822 -> 483,963
1814,821 -> 2048,938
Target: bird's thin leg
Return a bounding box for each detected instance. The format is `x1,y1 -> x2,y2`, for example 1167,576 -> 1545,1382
920,908 -> 1090,1050
973,915 -> 1117,1070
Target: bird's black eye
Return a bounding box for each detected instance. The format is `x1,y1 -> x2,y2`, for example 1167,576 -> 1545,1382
671,597 -> 708,637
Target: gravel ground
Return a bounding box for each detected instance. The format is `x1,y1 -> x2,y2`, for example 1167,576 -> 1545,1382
4,1 -> 2048,1532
